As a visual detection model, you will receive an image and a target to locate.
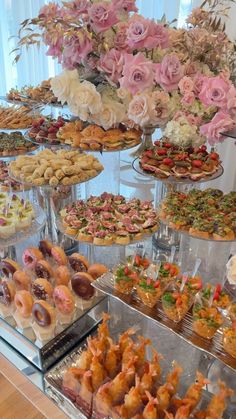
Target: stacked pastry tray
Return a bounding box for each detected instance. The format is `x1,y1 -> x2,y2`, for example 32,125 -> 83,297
0,295 -> 108,371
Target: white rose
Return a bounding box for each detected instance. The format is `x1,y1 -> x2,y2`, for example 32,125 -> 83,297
164,117 -> 204,147
128,94 -> 156,127
93,99 -> 126,130
50,69 -> 79,104
68,81 -> 102,120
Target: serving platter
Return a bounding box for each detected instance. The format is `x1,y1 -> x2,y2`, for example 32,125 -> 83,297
132,157 -> 224,184
92,272 -> 236,371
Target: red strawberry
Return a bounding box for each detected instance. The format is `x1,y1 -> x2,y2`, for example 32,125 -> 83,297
199,145 -> 207,152
163,263 -> 170,271
48,126 -> 58,133
154,140 -> 160,146
213,291 -> 220,301
215,283 -> 222,294
124,266 -> 130,276
192,160 -> 203,168
209,152 -> 219,160
145,150 -> 154,158
157,149 -> 167,156
163,142 -> 172,148
154,280 -> 160,288
163,157 -> 174,166
134,255 -> 141,266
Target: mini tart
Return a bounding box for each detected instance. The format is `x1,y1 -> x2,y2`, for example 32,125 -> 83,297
223,324 -> 236,358
114,265 -> 137,294
136,277 -> 162,308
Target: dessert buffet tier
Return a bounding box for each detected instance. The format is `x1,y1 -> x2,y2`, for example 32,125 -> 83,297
58,193 -> 159,246
5,79 -> 61,106
0,105 -> 42,129
0,194 -> 45,247
9,149 -> 104,187
133,157 -> 224,185
92,260 -> 236,370
159,189 -> 236,242
0,131 -> 38,157
136,142 -> 222,182
26,117 -> 142,152
0,240 -> 109,370
45,314 -> 234,419
0,161 -> 31,192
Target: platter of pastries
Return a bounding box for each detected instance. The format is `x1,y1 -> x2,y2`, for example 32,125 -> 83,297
0,105 -> 41,129
93,256 -> 236,369
0,131 -> 38,157
26,116 -> 67,145
56,121 -> 142,152
159,189 -> 236,241
45,313 -> 233,418
0,240 -> 107,345
59,193 -> 159,245
135,140 -> 223,183
5,79 -> 61,106
9,149 -> 104,187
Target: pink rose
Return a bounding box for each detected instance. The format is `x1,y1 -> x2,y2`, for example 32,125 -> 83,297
181,92 -> 195,106
155,54 -> 184,92
111,0 -> 138,12
114,22 -> 130,51
151,91 -> 169,126
88,2 -> 118,33
178,76 -> 194,95
193,74 -> 206,96
186,113 -> 202,126
199,76 -> 231,108
227,86 -> 236,116
185,62 -> 199,77
128,94 -> 154,127
64,0 -> 89,18
200,111 -> 234,145
62,31 -> 93,70
119,53 -> 155,95
127,15 -> 169,50
99,49 -> 124,83
43,32 -> 63,61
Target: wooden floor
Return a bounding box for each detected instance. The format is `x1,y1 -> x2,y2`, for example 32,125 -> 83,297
0,373 -> 45,419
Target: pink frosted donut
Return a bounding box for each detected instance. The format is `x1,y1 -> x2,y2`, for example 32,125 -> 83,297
51,246 -> 68,266
22,247 -> 43,270
53,285 -> 75,315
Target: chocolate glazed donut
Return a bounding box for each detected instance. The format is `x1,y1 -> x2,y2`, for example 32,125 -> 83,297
71,273 -> 95,300
0,260 -> 19,278
35,260 -> 52,280
32,302 -> 51,327
0,282 -> 11,305
68,254 -> 89,273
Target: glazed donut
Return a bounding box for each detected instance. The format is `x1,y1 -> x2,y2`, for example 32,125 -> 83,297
0,259 -> 21,278
32,278 -> 53,300
14,290 -> 33,318
0,280 -> 15,306
54,265 -> 71,286
68,253 -> 89,272
32,300 -> 56,327
22,247 -> 43,270
38,239 -> 53,257
51,246 -> 67,266
13,270 -> 31,290
87,264 -> 108,280
35,260 -> 54,280
53,285 -> 75,315
71,272 -> 95,300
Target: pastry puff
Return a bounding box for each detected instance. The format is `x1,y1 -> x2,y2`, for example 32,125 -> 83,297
49,176 -> 59,186
33,177 -> 47,186
44,167 -> 54,179
55,169 -> 64,180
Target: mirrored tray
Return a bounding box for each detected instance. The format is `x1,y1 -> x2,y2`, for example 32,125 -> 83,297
0,95 -> 63,109
0,295 -> 108,371
159,217 -> 236,243
92,272 -> 236,371
132,157 -> 224,184
0,204 -> 46,248
57,217 -> 158,247
80,139 -> 142,154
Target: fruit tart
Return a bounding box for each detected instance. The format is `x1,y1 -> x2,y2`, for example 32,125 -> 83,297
192,302 -> 223,339
222,322 -> 236,358
28,116 -> 66,145
136,276 -> 162,308
201,283 -> 231,310
161,287 -> 192,322
114,265 -> 138,294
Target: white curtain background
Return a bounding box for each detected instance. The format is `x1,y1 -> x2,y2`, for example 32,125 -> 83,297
0,0 -> 235,191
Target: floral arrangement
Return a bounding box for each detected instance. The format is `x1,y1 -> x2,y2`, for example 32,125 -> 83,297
14,0 -> 236,147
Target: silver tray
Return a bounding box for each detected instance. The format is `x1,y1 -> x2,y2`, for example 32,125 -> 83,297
0,296 -> 108,371
44,316 -> 234,419
92,272 -> 236,371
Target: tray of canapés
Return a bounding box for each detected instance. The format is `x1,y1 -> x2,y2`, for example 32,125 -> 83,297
58,193 -> 159,246
26,116 -> 142,151
45,313 -> 234,419
3,79 -> 61,106
0,131 -> 38,157
9,148 -> 104,187
92,255 -> 236,370
0,161 -> 31,192
0,239 -> 108,369
134,140 -> 223,183
159,188 -> 236,241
